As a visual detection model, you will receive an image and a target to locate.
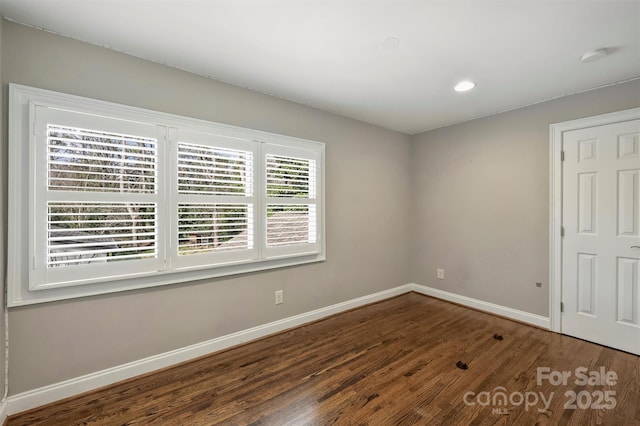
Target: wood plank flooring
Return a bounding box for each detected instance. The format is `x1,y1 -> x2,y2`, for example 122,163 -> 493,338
7,293 -> 640,425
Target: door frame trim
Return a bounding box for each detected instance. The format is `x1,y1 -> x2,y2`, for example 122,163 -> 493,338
549,107 -> 640,333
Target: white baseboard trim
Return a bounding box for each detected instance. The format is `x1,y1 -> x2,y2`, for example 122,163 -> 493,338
410,283 -> 550,329
0,398 -> 7,424
5,283 -> 549,417
6,284 -> 412,416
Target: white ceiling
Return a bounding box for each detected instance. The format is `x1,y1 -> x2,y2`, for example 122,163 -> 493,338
1,1 -> 639,134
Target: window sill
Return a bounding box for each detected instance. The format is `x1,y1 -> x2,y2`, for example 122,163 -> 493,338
10,252 -> 326,307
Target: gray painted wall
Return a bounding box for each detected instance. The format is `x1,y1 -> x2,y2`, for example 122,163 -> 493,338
2,21 -> 412,394
410,79 -> 640,317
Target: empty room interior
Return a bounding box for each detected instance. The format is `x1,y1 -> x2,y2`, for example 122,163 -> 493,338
0,0 -> 639,425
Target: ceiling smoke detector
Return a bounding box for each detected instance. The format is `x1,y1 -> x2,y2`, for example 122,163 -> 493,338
580,48 -> 608,63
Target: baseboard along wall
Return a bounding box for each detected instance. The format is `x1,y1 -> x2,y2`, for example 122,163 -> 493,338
2,283 -> 549,418
410,284 -> 550,329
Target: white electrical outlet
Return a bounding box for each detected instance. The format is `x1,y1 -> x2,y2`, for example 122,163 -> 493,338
437,268 -> 445,279
275,290 -> 284,305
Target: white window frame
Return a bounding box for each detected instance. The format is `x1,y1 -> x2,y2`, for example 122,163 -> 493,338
8,84 -> 325,306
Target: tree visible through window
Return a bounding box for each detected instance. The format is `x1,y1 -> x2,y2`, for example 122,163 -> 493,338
46,124 -> 158,267
177,142 -> 253,255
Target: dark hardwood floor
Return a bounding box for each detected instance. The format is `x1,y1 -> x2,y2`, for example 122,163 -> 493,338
7,293 -> 640,425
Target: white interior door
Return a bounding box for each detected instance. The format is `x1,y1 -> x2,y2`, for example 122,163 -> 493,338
562,119 -> 640,355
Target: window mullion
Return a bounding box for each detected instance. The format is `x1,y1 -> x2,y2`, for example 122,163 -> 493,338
157,126 -> 171,272
167,127 -> 178,270
256,141 -> 266,260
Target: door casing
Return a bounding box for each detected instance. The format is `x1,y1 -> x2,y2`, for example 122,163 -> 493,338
549,107 -> 640,333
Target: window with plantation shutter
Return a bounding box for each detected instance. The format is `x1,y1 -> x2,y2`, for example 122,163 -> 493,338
9,84 -> 324,306
264,147 -> 321,258
175,132 -> 257,268
32,106 -> 164,290
46,124 -> 158,267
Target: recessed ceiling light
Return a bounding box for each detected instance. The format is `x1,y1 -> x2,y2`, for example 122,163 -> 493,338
454,81 -> 476,92
580,48 -> 608,63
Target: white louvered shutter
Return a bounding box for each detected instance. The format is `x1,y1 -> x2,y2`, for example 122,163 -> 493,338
263,144 -> 321,258
10,85 -> 325,305
174,130 -> 257,269
32,106 -> 165,289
